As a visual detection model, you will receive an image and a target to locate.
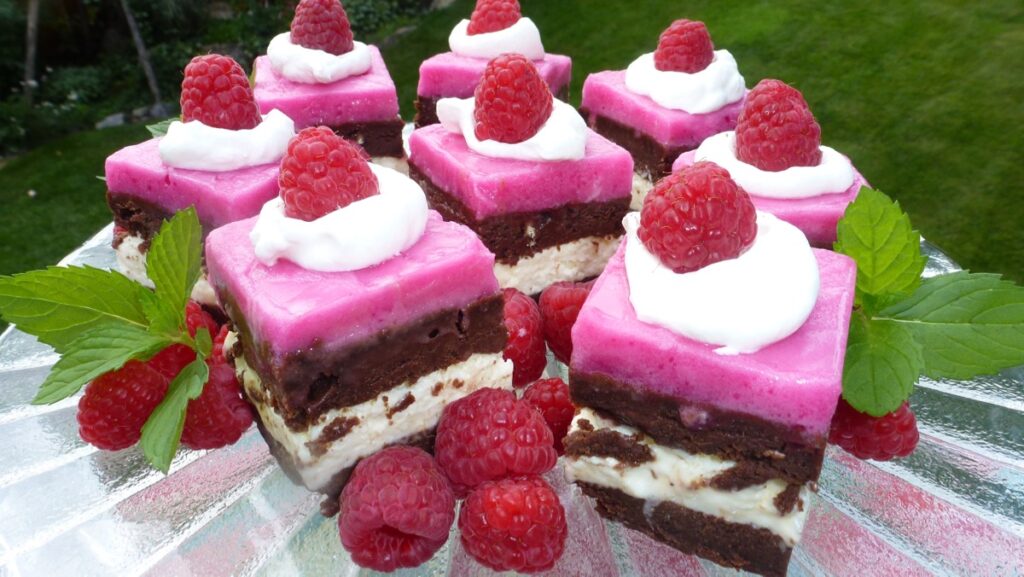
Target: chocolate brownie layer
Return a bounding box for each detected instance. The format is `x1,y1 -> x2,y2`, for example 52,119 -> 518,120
223,291 -> 506,430
409,163 -> 630,265
579,482 -> 792,577
331,117 -> 406,158
580,109 -> 691,182
107,192 -> 177,245
570,371 -> 826,487
414,84 -> 570,128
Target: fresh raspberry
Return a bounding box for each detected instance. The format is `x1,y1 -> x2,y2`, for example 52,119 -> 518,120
435,388 -> 556,496
180,54 -> 261,130
467,0 -> 521,35
211,325 -> 231,363
180,358 -> 253,450
654,19 -> 714,73
502,288 -> 546,387
829,399 -> 920,461
735,79 -> 823,171
459,476 -> 567,573
474,54 -> 553,144
290,0 -> 354,55
77,360 -> 170,450
639,162 -> 757,274
522,378 -> 573,455
538,280 -> 593,364
339,446 -> 455,572
279,127 -> 379,221
147,301 -> 220,380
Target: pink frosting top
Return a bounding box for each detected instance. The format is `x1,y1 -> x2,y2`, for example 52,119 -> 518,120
104,139 -> 280,230
673,150 -> 869,246
581,70 -> 744,148
417,52 -> 572,99
571,243 -> 857,437
205,212 -> 498,357
253,46 -> 400,128
408,124 -> 633,219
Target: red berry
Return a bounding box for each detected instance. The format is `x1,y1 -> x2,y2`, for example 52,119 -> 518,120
654,19 -> 714,73
459,476 -> 567,573
147,302 -> 220,380
435,388 -> 557,496
77,360 -> 170,450
211,325 -> 231,364
339,446 -> 456,572
185,301 -> 219,338
639,162 -> 757,274
538,280 -> 593,364
279,127 -> 379,221
735,79 -> 823,172
467,0 -> 521,35
522,378 -> 574,455
502,288 -> 546,387
180,54 -> 261,130
180,358 -> 253,450
474,54 -> 553,144
290,0 -> 354,55
829,399 -> 920,461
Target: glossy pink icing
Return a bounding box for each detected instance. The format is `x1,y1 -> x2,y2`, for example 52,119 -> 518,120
673,150 -> 869,246
252,45 -> 400,128
205,212 -> 499,356
417,52 -> 572,99
581,70 -> 744,149
104,138 -> 280,230
408,124 -> 633,219
571,242 -> 856,436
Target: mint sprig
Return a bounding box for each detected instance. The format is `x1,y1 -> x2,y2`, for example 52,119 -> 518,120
141,358 -> 209,473
146,118 -> 176,138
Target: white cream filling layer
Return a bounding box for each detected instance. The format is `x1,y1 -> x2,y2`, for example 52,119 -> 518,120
370,156 -> 409,175
115,234 -> 217,306
231,337 -> 513,491
495,235 -> 620,296
448,17 -> 546,61
564,408 -> 809,546
625,51 -> 745,114
630,171 -> 655,211
267,33 -> 372,84
158,110 -> 295,172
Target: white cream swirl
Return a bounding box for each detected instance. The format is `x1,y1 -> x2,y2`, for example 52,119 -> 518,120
694,131 -> 856,199
250,164 -> 429,272
448,17 -> 545,61
623,211 -> 819,354
624,50 -> 745,114
436,96 -> 587,161
266,33 -> 372,84
158,110 -> 295,172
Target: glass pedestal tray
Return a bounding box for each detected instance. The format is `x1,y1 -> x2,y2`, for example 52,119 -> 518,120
1,225 -> 1022,576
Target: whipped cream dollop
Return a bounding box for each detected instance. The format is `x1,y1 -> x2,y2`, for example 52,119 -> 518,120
250,164 -> 429,272
623,211 -> 819,354
448,18 -> 545,60
159,110 -> 295,172
694,131 -> 856,199
625,50 -> 746,114
267,33 -> 372,84
437,97 -> 587,161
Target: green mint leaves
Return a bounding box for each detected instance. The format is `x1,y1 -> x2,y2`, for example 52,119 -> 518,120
0,208 -> 209,472
836,188 -> 1024,415
146,118 -> 175,138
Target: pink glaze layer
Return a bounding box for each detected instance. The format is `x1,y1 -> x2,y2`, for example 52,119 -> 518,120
571,242 -> 857,437
205,211 -> 499,357
673,150 -> 869,246
417,52 -> 572,99
581,70 -> 744,149
408,124 -> 633,219
253,45 -> 400,128
104,138 -> 279,230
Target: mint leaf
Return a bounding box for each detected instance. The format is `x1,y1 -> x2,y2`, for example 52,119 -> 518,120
842,311 -> 924,416
145,208 -> 203,336
0,266 -> 151,351
140,358 -> 208,473
879,271 -> 1024,379
33,324 -> 172,404
194,328 -> 212,358
147,118 -> 175,138
834,188 -> 926,311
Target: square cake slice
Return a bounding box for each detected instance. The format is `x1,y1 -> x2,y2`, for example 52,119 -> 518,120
564,242 -> 856,577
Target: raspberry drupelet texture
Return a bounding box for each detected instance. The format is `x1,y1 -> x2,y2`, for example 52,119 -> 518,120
502,288 -> 547,387
829,399 -> 920,461
538,280 -> 594,364
147,301 -> 219,380
735,79 -> 823,172
467,0 -> 521,36
77,360 -> 170,450
459,476 -> 568,573
639,162 -> 757,274
654,19 -> 715,73
338,446 -> 456,572
435,388 -> 557,496
473,53 -> 554,144
180,359 -> 253,450
180,54 -> 262,130
522,378 -> 574,454
291,0 -> 354,55
279,127 -> 380,221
